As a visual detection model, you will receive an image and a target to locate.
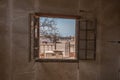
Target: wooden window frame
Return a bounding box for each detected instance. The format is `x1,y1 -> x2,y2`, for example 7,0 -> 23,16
30,13 -> 96,62
30,13 -> 80,62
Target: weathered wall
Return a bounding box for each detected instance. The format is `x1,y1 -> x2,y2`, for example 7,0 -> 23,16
100,0 -> 120,80
0,0 -> 11,80
0,0 -> 100,80
11,0 -> 80,80
0,0 -> 120,80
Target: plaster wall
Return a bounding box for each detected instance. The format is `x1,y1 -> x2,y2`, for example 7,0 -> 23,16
0,0 -> 120,80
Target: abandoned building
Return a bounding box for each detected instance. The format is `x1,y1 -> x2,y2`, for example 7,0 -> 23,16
0,0 -> 120,80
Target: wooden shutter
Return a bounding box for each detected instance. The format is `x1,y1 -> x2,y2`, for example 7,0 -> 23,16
79,19 -> 97,60
30,14 -> 39,60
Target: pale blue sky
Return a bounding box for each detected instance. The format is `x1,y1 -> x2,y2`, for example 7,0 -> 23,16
40,17 -> 76,37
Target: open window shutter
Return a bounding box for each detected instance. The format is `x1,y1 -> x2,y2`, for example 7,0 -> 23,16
79,19 -> 97,60
30,14 -> 39,60
33,15 -> 39,59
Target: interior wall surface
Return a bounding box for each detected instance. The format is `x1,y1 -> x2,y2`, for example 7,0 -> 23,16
0,0 -> 10,80
99,0 -> 120,80
2,0 -> 120,80
5,0 -> 100,80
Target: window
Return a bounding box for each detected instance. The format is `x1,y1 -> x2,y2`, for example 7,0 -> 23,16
30,13 -> 96,62
79,19 -> 97,60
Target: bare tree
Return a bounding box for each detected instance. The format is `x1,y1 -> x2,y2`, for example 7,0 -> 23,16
40,17 -> 60,49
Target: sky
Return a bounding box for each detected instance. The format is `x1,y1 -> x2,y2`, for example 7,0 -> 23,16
40,17 -> 76,37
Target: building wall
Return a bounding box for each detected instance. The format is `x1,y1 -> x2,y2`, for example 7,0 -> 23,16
0,0 -> 11,80
0,0 -> 120,80
100,0 -> 120,80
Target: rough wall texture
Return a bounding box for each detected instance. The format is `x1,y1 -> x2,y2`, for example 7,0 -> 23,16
0,0 -> 120,80
0,0 -> 10,80
100,0 -> 120,80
